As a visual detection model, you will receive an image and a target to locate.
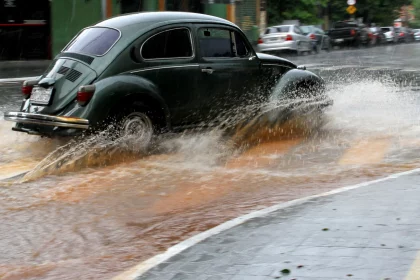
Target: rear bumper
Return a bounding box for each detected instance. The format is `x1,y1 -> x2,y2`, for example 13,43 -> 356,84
4,112 -> 89,130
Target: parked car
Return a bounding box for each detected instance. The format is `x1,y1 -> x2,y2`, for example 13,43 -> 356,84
257,25 -> 312,55
395,27 -> 413,43
328,21 -> 370,48
300,25 -> 331,53
380,26 -> 396,43
414,29 -> 420,41
4,12 -> 331,146
369,27 -> 385,46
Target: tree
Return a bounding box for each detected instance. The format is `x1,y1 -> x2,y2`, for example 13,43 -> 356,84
412,0 -> 420,27
267,0 -> 413,27
267,0 -> 330,25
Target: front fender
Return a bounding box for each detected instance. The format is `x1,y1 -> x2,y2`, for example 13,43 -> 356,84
68,75 -> 171,128
262,69 -> 331,123
270,69 -> 326,101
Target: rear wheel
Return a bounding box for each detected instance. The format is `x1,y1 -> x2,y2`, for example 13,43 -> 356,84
121,112 -> 153,140
117,109 -> 156,151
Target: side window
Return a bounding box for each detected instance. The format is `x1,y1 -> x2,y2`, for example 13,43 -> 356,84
198,28 -> 249,58
294,26 -> 302,35
233,31 -> 249,57
141,28 -> 193,59
198,28 -> 234,58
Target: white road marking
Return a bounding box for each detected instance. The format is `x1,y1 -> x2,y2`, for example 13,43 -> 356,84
113,167 -> 420,280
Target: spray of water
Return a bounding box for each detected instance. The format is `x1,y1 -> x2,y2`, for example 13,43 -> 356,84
5,70 -> 420,183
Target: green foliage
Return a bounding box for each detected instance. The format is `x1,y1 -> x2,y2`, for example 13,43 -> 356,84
412,0 -> 420,27
267,0 -> 413,27
267,0 -> 329,25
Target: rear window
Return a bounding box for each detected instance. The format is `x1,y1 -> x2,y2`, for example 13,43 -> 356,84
334,22 -> 357,29
275,26 -> 291,33
300,26 -> 312,34
265,26 -> 290,34
64,27 -> 120,56
381,27 -> 391,32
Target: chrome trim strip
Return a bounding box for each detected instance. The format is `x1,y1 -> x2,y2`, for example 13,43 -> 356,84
140,27 -> 195,61
130,64 -> 199,73
4,112 -> 89,129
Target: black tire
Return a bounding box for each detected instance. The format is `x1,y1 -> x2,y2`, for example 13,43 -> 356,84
313,43 -> 321,54
353,37 -> 361,48
326,41 -> 332,52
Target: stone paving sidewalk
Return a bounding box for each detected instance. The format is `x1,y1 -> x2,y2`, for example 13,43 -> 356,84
134,172 -> 420,280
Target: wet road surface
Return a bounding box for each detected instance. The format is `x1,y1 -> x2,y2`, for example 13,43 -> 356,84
127,170 -> 420,280
1,43 -> 420,279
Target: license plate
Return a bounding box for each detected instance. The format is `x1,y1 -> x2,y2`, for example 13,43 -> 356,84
335,39 -> 344,42
30,87 -> 53,105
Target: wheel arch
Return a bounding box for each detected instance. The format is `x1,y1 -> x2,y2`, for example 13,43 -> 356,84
270,69 -> 326,101
81,75 -> 171,130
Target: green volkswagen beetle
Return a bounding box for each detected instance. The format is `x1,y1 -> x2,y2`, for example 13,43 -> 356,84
4,12 -> 331,145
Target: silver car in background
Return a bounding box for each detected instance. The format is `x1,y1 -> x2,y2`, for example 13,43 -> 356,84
414,29 -> 420,41
257,25 -> 312,55
381,26 -> 396,43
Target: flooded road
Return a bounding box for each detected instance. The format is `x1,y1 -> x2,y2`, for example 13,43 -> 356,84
2,44 -> 420,279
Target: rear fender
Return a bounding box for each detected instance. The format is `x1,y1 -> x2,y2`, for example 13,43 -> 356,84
75,75 -> 170,129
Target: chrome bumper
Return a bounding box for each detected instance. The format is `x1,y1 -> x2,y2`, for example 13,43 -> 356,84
4,112 -> 89,130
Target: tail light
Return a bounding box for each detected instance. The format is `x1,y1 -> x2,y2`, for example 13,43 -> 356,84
399,32 -> 405,37
286,34 -> 293,41
368,32 -> 373,39
309,33 -> 316,40
350,29 -> 356,36
77,85 -> 96,106
22,80 -> 38,99
257,37 -> 263,44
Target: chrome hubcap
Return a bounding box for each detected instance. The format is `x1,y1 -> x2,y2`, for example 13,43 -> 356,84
122,113 -> 153,146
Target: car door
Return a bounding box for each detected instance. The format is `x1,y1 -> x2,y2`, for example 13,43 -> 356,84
194,25 -> 261,123
133,25 -> 201,126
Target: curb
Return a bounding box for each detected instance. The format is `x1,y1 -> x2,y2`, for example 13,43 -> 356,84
113,167 -> 420,280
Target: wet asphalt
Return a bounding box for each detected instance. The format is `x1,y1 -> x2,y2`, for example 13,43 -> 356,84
129,171 -> 420,280
1,43 -> 420,280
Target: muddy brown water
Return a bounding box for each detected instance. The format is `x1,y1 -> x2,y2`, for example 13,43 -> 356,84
1,76 -> 420,279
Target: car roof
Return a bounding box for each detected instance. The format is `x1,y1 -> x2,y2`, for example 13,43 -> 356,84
92,12 -> 239,52
96,11 -> 233,30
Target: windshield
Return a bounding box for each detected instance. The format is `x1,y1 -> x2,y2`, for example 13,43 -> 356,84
300,26 -> 312,34
64,27 -> 120,56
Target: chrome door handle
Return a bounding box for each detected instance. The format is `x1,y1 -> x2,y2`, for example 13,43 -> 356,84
201,68 -> 214,74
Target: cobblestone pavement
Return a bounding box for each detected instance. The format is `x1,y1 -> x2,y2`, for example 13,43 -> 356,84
133,172 -> 420,280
